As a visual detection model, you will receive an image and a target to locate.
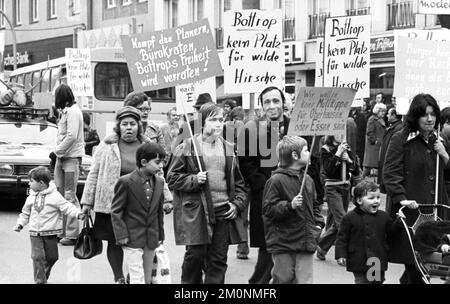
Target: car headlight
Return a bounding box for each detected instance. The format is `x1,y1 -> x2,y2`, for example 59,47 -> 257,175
0,164 -> 14,176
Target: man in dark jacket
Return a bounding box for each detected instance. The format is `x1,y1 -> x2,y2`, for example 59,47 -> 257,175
237,86 -> 289,284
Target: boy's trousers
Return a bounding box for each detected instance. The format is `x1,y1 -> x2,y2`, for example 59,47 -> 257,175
123,246 -> 155,284
271,252 -> 313,284
30,236 -> 59,284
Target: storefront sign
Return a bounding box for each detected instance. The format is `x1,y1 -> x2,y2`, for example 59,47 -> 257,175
288,87 -> 356,139
418,0 -> 450,15
4,51 -> 31,67
175,77 -> 217,115
121,19 -> 221,92
224,9 -> 284,94
284,41 -> 305,64
370,36 -> 395,54
394,36 -> 450,109
323,15 -> 371,100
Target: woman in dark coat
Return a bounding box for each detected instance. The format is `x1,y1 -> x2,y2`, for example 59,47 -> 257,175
383,94 -> 450,284
362,103 -> 387,178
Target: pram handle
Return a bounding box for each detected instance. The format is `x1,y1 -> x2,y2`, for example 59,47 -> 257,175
398,204 -> 450,214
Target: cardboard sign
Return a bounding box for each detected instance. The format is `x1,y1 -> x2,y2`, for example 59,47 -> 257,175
315,38 -> 324,87
394,36 -> 450,109
418,0 -> 450,15
66,48 -> 93,97
121,19 -> 222,92
323,15 -> 371,100
175,77 -> 217,115
288,87 -> 356,139
224,9 -> 284,94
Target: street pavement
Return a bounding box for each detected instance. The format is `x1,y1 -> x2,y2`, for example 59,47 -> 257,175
0,196 -> 439,284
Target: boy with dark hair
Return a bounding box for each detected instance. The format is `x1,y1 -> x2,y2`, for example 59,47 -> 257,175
13,166 -> 83,284
111,142 -> 169,284
262,136 -> 325,284
335,180 -> 399,284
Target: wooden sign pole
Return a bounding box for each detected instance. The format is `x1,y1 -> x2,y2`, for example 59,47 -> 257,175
180,102 -> 204,172
300,135 -> 317,195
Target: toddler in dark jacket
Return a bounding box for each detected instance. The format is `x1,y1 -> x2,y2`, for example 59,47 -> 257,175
335,180 -> 400,284
263,136 -> 325,284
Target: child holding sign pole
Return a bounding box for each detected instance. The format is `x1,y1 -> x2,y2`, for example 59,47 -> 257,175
316,135 -> 360,261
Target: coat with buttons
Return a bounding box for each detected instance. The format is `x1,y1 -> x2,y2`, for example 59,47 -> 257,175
335,208 -> 396,273
383,128 -> 450,264
363,115 -> 386,168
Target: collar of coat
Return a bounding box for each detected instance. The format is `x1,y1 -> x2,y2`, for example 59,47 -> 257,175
406,130 -> 442,143
272,167 -> 306,178
103,134 -> 150,145
29,182 -> 57,196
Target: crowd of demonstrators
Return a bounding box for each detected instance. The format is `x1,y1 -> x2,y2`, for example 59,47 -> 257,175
441,107 -> 450,198
167,103 -> 248,284
82,112 -> 100,156
362,103 -> 387,179
383,94 -> 450,284
223,99 -> 237,122
53,84 -> 85,246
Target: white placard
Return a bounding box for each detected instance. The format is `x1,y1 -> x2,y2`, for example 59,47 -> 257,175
66,48 -> 93,97
315,38 -> 324,87
323,15 -> 371,100
224,9 -> 284,94
175,77 -> 217,115
418,0 -> 450,15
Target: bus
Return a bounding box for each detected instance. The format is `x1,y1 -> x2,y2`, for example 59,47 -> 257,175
8,48 -> 176,140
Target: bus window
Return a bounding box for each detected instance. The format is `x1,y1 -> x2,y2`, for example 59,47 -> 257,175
41,68 -> 51,93
145,88 -> 175,102
50,67 -> 61,91
24,73 -> 32,91
32,70 -> 42,94
16,74 -> 24,87
95,63 -> 132,101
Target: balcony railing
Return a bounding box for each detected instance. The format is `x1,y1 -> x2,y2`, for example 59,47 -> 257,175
309,12 -> 330,39
346,7 -> 371,16
387,1 -> 415,30
216,27 -> 224,49
283,18 -> 296,41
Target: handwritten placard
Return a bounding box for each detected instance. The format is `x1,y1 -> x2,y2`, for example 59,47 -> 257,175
121,19 -> 222,92
323,15 -> 371,100
224,9 -> 284,94
175,77 -> 217,115
418,0 -> 450,14
315,38 -> 324,87
394,36 -> 450,109
288,87 -> 356,139
66,48 -> 93,97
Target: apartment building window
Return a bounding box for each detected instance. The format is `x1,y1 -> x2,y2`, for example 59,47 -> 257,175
347,0 -> 370,15
242,0 -> 259,9
189,0 -> 204,22
164,0 -> 178,28
31,0 -> 39,23
309,0 -> 331,38
48,0 -> 57,19
71,0 -> 81,15
107,0 -> 116,9
387,0 -> 415,30
14,0 -> 22,26
0,0 -> 5,29
274,0 -> 296,41
215,0 -> 232,49
122,0 -> 131,6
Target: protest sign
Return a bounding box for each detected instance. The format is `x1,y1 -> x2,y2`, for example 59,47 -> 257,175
418,0 -> 450,15
224,9 -> 284,94
66,48 -> 93,96
323,15 -> 371,100
121,19 -> 222,92
175,77 -> 217,115
315,38 -> 324,87
288,87 -> 356,139
394,36 -> 450,109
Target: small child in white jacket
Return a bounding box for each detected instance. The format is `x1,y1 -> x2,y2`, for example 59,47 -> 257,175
13,166 -> 84,284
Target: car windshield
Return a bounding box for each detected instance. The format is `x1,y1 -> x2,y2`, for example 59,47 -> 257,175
0,122 -> 58,146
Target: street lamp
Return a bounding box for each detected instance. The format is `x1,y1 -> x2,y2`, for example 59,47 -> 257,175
0,10 -> 17,70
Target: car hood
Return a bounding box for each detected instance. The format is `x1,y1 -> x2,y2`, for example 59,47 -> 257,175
0,145 -> 92,165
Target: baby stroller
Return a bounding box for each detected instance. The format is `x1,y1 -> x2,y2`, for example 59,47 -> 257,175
399,204 -> 450,284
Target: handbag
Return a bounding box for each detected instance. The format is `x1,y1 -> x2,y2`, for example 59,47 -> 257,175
73,213 -> 103,260
151,245 -> 171,284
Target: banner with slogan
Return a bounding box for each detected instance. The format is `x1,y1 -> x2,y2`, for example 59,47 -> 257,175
418,0 -> 450,14
394,36 -> 450,110
315,38 -> 324,87
323,15 -> 371,100
224,9 -> 284,94
121,19 -> 222,92
175,77 -> 217,115
288,87 -> 356,140
66,48 -> 93,97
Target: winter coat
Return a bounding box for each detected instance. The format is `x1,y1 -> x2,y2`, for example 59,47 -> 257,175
335,208 -> 396,272
17,182 -> 81,236
414,221 -> 450,255
262,168 -> 325,254
320,144 -> 360,183
111,170 -> 164,249
378,120 -> 403,193
55,104 -> 85,158
167,137 -> 248,246
238,116 -> 290,248
347,117 -> 358,157
363,115 -> 386,168
352,110 -> 368,165
383,128 -> 450,264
